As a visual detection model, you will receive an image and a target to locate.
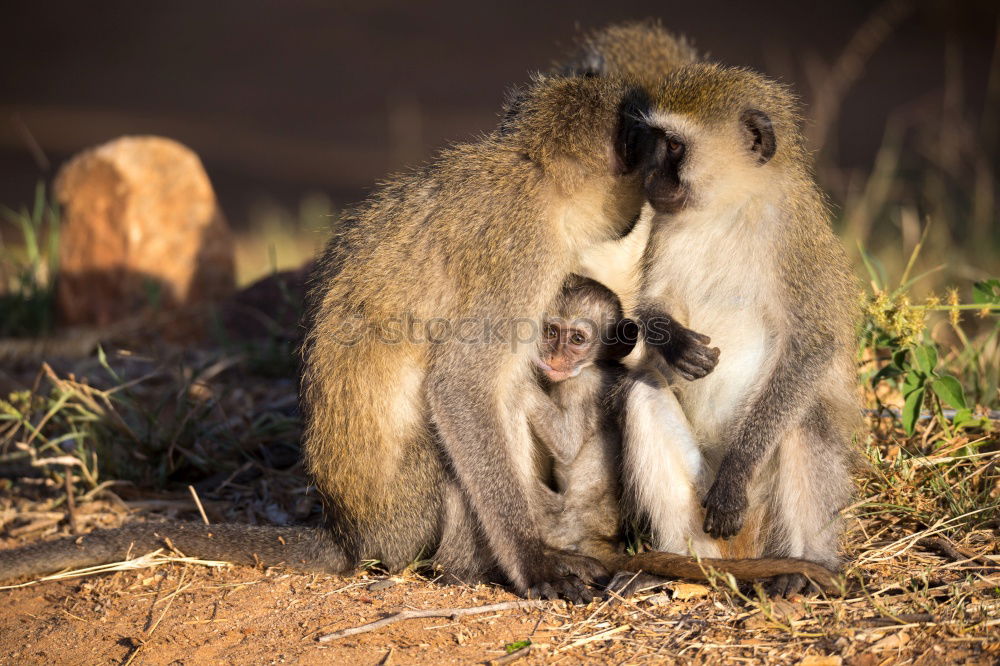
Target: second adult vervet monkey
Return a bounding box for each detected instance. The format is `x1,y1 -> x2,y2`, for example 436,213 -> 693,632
298,72 -> 721,602
555,28 -> 857,596
627,63 -> 860,596
528,275 -> 840,593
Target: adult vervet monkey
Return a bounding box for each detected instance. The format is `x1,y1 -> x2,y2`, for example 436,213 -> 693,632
297,72 -> 719,602
626,63 -> 860,596
554,24 -> 858,597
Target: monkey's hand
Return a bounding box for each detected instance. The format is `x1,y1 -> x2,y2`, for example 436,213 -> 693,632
524,548 -> 608,604
644,317 -> 720,381
701,469 -> 749,539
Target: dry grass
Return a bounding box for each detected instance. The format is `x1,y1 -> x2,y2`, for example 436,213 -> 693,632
0,323 -> 997,662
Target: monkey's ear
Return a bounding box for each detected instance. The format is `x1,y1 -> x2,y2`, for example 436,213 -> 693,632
740,109 -> 776,165
614,88 -> 654,175
605,318 -> 639,359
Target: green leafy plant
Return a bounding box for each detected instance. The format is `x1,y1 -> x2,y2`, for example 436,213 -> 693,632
973,279 -> 1000,313
872,343 -> 979,436
860,226 -> 999,438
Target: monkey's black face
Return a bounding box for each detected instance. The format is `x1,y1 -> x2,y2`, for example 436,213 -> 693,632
642,132 -> 689,214
614,95 -> 690,214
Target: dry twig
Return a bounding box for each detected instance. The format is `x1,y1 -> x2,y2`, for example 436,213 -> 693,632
316,600 -> 548,642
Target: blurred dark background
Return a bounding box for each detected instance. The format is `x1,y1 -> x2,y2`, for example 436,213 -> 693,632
2,0 -> 998,282
1,1 -> 995,213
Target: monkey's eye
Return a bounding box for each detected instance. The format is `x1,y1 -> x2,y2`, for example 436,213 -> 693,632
570,332 -> 586,345
545,325 -> 558,340
666,138 -> 685,158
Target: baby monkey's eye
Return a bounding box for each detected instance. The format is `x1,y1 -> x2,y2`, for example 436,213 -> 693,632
667,138 -> 684,158
545,325 -> 558,339
570,332 -> 586,345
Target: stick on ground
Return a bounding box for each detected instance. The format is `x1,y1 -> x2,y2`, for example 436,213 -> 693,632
316,600 -> 549,642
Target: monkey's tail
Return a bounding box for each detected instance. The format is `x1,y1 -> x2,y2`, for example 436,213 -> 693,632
610,552 -> 842,594
0,522 -> 350,584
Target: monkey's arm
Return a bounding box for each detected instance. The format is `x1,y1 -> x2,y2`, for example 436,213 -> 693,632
701,336 -> 829,539
426,345 -> 607,602
635,303 -> 720,381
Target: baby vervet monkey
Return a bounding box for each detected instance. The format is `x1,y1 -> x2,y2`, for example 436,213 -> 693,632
527,275 -> 841,594
529,275 -> 714,561
527,274 -> 637,564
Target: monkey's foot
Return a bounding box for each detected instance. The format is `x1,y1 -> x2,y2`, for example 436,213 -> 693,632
762,573 -> 812,598
604,571 -> 669,599
548,549 -> 610,584
526,575 -> 595,605
523,549 -> 608,604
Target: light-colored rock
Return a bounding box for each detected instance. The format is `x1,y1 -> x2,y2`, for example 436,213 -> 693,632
670,583 -> 711,600
55,135 -> 234,326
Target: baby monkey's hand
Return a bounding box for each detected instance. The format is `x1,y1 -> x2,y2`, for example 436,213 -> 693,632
642,310 -> 720,381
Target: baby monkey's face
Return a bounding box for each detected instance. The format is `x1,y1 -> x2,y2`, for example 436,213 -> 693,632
534,318 -> 600,383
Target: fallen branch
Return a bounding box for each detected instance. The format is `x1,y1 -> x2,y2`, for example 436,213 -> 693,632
316,600 -> 548,642
918,535 -> 999,571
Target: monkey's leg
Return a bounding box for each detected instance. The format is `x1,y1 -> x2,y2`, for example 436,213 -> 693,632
546,428 -> 621,567
435,482 -> 596,604
764,408 -> 851,597
620,370 -> 718,557
302,332 -> 446,575
432,481 -> 495,586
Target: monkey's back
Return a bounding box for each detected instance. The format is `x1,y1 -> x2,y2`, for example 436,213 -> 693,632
299,140 -> 564,568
